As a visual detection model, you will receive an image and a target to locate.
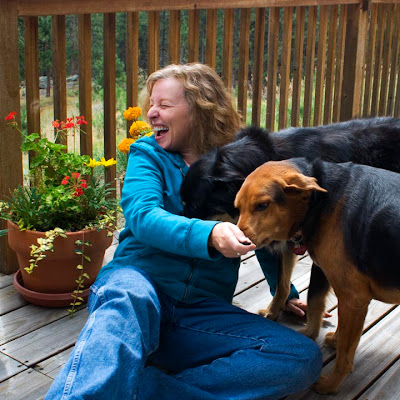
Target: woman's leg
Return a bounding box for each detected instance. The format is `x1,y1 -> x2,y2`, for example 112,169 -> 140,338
139,296 -> 322,400
45,267 -> 162,400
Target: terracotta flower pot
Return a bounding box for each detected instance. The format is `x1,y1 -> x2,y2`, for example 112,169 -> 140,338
7,220 -> 112,301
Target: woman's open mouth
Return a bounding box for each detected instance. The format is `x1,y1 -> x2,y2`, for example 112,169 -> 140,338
153,126 -> 169,140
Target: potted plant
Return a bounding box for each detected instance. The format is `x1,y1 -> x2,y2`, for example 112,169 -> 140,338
0,112 -> 121,312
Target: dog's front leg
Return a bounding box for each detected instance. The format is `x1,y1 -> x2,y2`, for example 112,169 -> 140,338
313,296 -> 369,394
299,263 -> 330,340
259,249 -> 297,320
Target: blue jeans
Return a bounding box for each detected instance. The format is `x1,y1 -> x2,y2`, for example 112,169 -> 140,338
45,267 -> 322,400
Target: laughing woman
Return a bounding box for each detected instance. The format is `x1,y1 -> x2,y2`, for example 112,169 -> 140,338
46,63 -> 321,400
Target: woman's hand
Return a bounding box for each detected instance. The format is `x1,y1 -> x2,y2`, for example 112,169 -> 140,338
209,222 -> 256,258
285,298 -> 333,318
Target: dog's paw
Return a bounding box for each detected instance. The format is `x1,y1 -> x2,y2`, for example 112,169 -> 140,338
312,375 -> 338,395
258,306 -> 279,321
324,331 -> 338,349
298,327 -> 318,340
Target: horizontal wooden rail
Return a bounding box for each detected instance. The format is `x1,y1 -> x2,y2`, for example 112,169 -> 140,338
16,1 -> 364,16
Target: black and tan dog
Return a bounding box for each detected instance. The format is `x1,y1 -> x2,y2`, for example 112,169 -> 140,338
180,117 -> 400,319
234,158 -> 400,394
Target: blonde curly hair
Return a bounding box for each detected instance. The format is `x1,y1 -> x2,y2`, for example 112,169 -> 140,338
141,63 -> 243,155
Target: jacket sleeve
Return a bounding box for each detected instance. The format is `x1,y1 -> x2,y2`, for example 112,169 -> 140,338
255,248 -> 299,300
121,145 -> 220,260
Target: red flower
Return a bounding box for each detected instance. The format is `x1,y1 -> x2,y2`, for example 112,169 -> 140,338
62,122 -> 75,129
61,175 -> 70,185
52,120 -> 61,128
80,179 -> 87,188
5,111 -> 17,121
76,116 -> 88,125
71,172 -> 80,179
73,187 -> 84,197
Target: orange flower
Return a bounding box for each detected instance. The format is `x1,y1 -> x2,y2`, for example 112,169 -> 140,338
118,138 -> 136,153
129,120 -> 153,138
123,107 -> 142,121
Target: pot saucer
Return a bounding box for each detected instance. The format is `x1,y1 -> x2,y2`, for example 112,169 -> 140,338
13,270 -> 90,308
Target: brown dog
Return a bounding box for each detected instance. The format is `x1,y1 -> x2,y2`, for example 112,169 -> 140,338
234,158 -> 400,394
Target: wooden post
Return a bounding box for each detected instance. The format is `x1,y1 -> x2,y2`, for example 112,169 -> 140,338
79,14 -> 93,157
340,2 -> 369,121
148,11 -> 159,74
0,0 -> 22,274
52,15 -> 67,143
252,8 -> 266,127
222,9 -> 234,91
127,12 -> 139,135
104,13 -> 117,192
205,9 -> 217,68
237,8 -> 250,121
169,10 -> 181,65
188,9 -> 200,63
24,17 -> 41,136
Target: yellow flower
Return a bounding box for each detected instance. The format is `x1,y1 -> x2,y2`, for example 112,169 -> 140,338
123,107 -> 142,121
100,157 -> 117,167
85,158 -> 102,168
129,120 -> 153,139
85,157 -> 116,168
117,138 -> 136,154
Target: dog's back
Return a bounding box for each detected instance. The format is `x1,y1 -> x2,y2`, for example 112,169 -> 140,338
274,117 -> 400,170
294,159 -> 400,289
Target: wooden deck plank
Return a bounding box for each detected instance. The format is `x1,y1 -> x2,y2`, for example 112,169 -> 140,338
0,305 -> 70,345
0,368 -> 52,400
34,347 -> 74,379
358,357 -> 400,400
234,256 -> 313,314
0,352 -> 27,383
0,273 -> 14,290
287,306 -> 400,399
0,284 -> 28,316
1,309 -> 87,366
234,255 -> 265,295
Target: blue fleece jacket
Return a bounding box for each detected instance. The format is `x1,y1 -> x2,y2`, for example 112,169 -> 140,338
99,136 -> 241,303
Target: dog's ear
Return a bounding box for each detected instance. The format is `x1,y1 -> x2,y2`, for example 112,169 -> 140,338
283,173 -> 327,196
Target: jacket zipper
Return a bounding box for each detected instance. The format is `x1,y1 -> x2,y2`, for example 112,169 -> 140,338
182,261 -> 195,302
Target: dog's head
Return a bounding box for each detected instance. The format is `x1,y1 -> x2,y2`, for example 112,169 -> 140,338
180,149 -> 243,221
180,126 -> 276,220
235,160 -> 327,247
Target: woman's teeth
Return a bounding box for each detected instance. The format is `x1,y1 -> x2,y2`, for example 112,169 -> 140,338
153,127 -> 168,137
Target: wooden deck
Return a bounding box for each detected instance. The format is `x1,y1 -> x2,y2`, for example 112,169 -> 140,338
0,251 -> 399,399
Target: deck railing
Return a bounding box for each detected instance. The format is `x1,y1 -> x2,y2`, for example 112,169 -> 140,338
1,0 -> 400,273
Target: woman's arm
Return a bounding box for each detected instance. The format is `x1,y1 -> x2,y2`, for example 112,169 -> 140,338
121,146 -> 218,260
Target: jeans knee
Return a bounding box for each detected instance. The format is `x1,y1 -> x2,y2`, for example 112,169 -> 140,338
91,267 -> 158,307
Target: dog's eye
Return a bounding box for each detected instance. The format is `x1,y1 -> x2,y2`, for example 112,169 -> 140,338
254,202 -> 269,212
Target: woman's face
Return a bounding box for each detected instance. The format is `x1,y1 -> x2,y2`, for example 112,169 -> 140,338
147,77 -> 193,158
